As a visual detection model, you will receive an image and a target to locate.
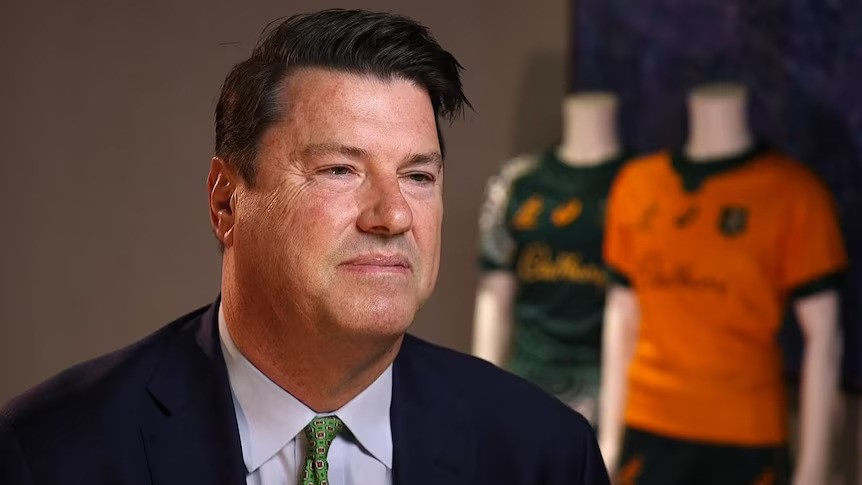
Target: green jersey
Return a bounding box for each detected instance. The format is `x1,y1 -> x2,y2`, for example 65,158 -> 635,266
478,148 -> 624,396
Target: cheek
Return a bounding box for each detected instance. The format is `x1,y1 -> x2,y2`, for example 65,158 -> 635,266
412,198 -> 444,265
278,191 -> 358,264
304,192 -> 356,232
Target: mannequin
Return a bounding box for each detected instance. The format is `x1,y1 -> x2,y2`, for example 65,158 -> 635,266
599,83 -> 845,485
557,92 -> 622,166
473,91 -> 623,423
684,83 -> 753,160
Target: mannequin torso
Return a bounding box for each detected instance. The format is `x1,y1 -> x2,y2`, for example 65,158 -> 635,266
598,82 -> 845,485
473,92 -> 624,422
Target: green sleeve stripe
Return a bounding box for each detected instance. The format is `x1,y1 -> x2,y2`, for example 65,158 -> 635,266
789,271 -> 845,300
606,265 -> 632,287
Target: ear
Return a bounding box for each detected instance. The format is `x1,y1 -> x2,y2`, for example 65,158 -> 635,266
207,157 -> 239,249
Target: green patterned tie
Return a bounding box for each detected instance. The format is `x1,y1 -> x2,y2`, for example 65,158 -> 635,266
300,416 -> 344,485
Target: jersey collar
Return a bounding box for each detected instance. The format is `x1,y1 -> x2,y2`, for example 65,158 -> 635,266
670,143 -> 765,192
543,147 -> 626,191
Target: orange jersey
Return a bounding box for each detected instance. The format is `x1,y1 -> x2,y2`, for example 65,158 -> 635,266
604,147 -> 847,445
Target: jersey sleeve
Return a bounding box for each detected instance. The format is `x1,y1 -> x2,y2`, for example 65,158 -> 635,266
477,155 -> 539,271
603,165 -> 637,287
779,173 -> 848,299
477,162 -> 518,271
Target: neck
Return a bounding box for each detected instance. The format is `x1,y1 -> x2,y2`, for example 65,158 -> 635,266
556,92 -> 621,167
221,274 -> 402,413
685,83 -> 752,162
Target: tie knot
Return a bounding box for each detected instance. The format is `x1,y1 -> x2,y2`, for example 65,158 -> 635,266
303,415 -> 344,460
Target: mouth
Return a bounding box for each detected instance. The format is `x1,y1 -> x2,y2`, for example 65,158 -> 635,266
340,254 -> 412,274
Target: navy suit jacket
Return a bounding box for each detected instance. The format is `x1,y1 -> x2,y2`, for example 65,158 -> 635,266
1,300 -> 609,484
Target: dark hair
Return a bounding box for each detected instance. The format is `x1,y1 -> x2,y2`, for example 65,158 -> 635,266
215,9 -> 471,185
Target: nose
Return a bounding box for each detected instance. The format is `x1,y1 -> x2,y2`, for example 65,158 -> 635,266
357,173 -> 413,236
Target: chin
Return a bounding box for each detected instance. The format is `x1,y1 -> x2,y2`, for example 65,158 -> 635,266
332,297 -> 416,339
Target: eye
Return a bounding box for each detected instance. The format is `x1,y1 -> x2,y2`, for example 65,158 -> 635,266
324,166 -> 352,176
406,172 -> 435,184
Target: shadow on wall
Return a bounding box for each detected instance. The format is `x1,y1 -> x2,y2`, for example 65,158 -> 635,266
510,50 -> 566,156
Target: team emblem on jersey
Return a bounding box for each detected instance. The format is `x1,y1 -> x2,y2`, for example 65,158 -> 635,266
511,194 -> 544,230
718,206 -> 748,236
551,198 -> 583,227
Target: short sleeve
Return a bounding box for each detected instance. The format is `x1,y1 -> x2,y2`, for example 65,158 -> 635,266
603,166 -> 637,287
780,174 -> 848,298
477,155 -> 538,271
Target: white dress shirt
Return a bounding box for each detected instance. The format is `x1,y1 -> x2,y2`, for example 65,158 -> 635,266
218,305 -> 393,485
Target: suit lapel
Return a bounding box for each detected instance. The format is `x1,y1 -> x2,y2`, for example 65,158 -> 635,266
391,336 -> 475,485
141,300 -> 246,485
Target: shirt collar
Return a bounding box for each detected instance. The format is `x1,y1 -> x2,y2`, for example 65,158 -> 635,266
335,357 -> 393,469
218,303 -> 393,472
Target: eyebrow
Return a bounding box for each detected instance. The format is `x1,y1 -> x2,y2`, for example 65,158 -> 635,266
300,143 -> 443,168
406,151 -> 444,169
301,142 -> 368,160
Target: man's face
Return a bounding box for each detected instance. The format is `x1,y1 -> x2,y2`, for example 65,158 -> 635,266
231,68 -> 443,340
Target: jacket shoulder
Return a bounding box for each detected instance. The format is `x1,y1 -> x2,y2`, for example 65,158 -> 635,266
401,335 -> 592,428
399,335 -> 607,483
1,303 -> 210,433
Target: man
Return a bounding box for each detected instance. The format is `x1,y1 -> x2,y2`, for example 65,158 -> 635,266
0,9 -> 607,485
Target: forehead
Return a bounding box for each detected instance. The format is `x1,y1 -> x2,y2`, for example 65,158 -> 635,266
273,67 -> 439,147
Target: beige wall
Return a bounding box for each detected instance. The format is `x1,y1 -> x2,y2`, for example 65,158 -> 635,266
0,0 -> 569,403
